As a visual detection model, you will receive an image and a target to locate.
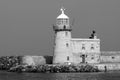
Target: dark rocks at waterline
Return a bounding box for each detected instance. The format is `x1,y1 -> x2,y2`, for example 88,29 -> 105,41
0,56 -> 22,70
0,56 -> 99,73
8,64 -> 100,73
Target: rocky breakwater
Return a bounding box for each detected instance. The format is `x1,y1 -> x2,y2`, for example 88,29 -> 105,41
0,56 -> 100,73
8,64 -> 100,73
0,56 -> 22,70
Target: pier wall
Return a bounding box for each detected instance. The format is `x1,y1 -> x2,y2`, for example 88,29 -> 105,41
100,51 -> 120,63
93,63 -> 120,71
22,56 -> 53,65
101,55 -> 120,63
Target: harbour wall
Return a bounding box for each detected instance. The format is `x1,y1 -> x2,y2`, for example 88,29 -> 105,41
93,63 -> 120,71
0,55 -> 120,71
21,51 -> 120,71
22,56 -> 53,65
100,51 -> 120,63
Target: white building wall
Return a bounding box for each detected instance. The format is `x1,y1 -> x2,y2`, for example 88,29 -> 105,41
71,38 -> 100,53
53,8 -> 101,64
22,56 -> 46,66
71,38 -> 100,64
53,31 -> 73,64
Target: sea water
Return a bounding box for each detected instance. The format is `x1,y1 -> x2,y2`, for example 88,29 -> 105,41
0,71 -> 120,80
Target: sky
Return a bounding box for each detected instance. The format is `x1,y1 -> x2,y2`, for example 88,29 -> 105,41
0,0 -> 120,56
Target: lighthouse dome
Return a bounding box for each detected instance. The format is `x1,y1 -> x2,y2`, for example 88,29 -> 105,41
57,8 -> 69,19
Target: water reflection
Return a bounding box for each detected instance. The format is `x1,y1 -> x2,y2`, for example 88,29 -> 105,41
0,71 -> 120,80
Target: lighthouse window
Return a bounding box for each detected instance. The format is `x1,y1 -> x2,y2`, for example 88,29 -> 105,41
66,32 -> 68,36
67,56 -> 69,61
112,56 -> 115,59
91,47 -> 94,50
65,19 -> 68,23
82,47 -> 85,50
66,43 -> 69,47
82,44 -> 85,50
64,25 -> 66,29
58,19 -> 62,25
91,57 -> 94,60
63,20 -> 64,24
91,44 -> 94,50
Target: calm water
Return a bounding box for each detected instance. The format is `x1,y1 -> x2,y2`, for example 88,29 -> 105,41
0,71 -> 120,80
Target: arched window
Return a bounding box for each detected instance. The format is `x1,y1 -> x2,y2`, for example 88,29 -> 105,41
64,25 -> 66,29
67,56 -> 69,61
112,56 -> 115,59
66,43 -> 69,47
82,47 -> 85,50
82,44 -> 85,50
91,57 -> 94,59
91,44 -> 94,50
91,47 -> 94,49
65,32 -> 68,36
61,19 -> 63,24
57,19 -> 62,25
65,19 -> 68,24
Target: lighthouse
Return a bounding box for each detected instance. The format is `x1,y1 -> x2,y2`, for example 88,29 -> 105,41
53,8 -> 73,64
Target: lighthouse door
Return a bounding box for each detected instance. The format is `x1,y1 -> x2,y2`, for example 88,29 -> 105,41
81,54 -> 85,63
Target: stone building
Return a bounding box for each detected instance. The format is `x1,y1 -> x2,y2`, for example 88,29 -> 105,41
53,8 -> 100,64
21,8 -> 120,68
52,7 -> 120,66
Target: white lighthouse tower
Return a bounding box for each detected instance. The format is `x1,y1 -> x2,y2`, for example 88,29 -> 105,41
53,8 -> 73,64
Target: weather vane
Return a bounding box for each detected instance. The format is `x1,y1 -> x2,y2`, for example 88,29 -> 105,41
60,7 -> 65,14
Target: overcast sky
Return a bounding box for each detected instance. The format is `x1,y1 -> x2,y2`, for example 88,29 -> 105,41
0,0 -> 120,56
